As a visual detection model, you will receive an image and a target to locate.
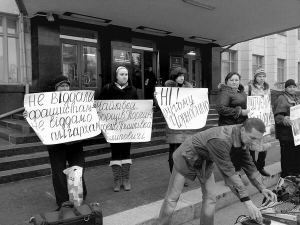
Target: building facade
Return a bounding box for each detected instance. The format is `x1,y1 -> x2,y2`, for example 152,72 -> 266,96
222,29 -> 300,90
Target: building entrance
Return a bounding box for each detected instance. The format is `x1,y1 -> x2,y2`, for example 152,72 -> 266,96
60,35 -> 100,92
132,48 -> 157,99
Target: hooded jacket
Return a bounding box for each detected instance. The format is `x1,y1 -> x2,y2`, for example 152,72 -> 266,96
274,91 -> 300,141
164,80 -> 195,143
216,83 -> 247,126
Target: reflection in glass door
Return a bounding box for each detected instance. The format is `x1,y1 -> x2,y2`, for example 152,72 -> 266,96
61,40 -> 99,90
184,56 -> 199,87
132,51 -> 144,99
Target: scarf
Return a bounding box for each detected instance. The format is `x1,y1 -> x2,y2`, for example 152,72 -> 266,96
282,90 -> 300,105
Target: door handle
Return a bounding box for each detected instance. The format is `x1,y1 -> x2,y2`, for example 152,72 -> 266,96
83,75 -> 91,85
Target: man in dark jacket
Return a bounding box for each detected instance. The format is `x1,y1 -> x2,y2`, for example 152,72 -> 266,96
157,118 -> 277,225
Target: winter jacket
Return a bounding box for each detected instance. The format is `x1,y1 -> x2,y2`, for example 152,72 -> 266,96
174,124 -> 265,201
216,83 -> 247,126
164,80 -> 196,143
274,91 -> 300,141
96,82 -> 138,100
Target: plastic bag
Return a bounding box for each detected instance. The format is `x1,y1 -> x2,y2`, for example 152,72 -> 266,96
63,166 -> 84,206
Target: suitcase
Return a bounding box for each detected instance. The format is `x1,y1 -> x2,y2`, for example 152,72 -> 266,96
29,201 -> 103,225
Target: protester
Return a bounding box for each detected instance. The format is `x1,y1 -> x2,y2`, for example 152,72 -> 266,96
96,66 -> 138,192
157,118 -> 277,225
25,75 -> 88,210
244,68 -> 273,177
162,67 -> 195,187
273,79 -> 300,178
216,72 -> 249,184
144,66 -> 157,100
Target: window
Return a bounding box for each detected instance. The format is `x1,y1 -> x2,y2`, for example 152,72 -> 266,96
221,51 -> 236,80
252,55 -> 264,75
277,59 -> 285,89
0,15 -> 20,84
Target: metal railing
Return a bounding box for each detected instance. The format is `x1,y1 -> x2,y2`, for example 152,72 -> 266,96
0,107 -> 24,119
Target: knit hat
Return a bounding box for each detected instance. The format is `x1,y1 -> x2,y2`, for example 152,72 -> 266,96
52,75 -> 70,90
170,67 -> 187,81
254,68 -> 266,80
285,79 -> 297,88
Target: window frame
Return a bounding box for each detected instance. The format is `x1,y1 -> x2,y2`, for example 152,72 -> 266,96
0,13 -> 20,84
252,55 -> 264,75
221,50 -> 236,80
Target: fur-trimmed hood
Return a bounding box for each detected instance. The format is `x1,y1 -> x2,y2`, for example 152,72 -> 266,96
248,80 -> 269,90
217,83 -> 244,92
164,80 -> 193,88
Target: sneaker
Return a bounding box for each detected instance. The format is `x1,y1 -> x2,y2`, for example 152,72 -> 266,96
259,168 -> 270,177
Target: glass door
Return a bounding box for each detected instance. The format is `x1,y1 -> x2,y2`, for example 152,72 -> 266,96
132,50 -> 144,99
61,39 -> 99,90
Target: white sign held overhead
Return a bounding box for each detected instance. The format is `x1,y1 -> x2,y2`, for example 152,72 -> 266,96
155,87 -> 209,130
24,90 -> 101,145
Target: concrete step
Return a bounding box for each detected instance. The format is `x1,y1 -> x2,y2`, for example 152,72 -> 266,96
0,126 -> 40,144
0,119 -> 34,134
0,125 -> 217,184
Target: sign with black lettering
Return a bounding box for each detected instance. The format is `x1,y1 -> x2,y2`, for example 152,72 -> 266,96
290,105 -> 300,146
247,95 -> 272,135
24,90 -> 101,145
155,87 -> 209,129
95,100 -> 153,143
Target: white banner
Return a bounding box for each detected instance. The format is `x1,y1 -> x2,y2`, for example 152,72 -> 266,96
290,104 -> 300,146
155,87 -> 209,129
24,90 -> 101,145
247,95 -> 272,135
95,100 -> 153,143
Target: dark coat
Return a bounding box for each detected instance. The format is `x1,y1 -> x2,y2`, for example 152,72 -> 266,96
216,83 -> 248,126
274,91 -> 300,141
96,83 -> 138,100
163,80 -> 196,143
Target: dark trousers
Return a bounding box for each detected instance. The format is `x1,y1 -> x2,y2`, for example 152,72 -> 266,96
279,140 -> 300,178
249,150 -> 267,170
110,143 -> 131,160
47,142 -> 87,207
168,143 -> 181,173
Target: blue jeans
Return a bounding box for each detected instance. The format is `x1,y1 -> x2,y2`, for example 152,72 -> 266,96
158,168 -> 217,225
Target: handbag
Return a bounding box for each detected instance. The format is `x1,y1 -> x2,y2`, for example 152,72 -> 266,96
29,201 -> 103,225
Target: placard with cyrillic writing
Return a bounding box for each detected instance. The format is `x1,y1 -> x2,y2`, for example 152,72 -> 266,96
155,87 -> 209,129
95,100 -> 153,143
24,90 -> 101,145
290,104 -> 300,146
247,95 -> 272,135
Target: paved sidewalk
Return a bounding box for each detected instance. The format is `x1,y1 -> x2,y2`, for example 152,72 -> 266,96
0,138 -> 280,225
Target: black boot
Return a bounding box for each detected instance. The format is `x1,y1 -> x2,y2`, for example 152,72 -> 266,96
259,168 -> 270,177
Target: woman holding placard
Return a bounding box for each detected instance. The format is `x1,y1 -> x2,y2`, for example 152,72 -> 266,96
216,72 -> 250,185
244,68 -> 273,177
162,67 -> 194,187
97,66 -> 138,192
24,75 -> 88,210
273,79 -> 300,178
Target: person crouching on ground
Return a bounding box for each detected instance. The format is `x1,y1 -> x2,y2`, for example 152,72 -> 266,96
96,66 -> 138,192
157,118 -> 277,225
